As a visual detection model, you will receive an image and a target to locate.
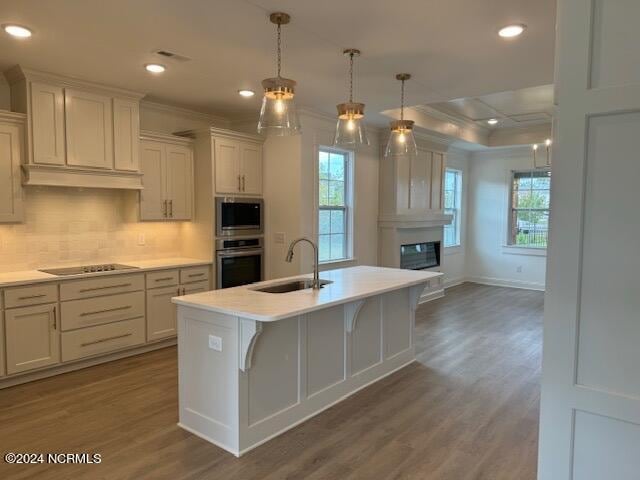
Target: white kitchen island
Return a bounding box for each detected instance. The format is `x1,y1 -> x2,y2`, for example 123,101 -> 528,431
172,266 -> 442,456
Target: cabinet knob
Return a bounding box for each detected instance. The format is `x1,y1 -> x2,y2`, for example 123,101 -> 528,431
242,175 -> 246,192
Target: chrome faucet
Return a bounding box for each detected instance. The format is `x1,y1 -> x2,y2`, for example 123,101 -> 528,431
285,237 -> 321,289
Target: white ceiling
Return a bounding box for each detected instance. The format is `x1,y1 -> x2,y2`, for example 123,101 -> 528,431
0,0 -> 556,123
428,84 -> 555,129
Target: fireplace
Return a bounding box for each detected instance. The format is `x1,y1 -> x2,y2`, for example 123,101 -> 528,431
400,241 -> 441,270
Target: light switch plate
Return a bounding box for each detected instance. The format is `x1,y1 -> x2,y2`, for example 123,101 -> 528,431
208,334 -> 223,351
274,232 -> 285,244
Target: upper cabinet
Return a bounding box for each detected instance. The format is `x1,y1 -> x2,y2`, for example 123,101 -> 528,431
4,66 -> 144,189
210,130 -> 263,196
139,132 -> 194,221
0,112 -> 25,223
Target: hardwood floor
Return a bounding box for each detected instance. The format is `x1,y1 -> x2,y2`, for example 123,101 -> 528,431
0,283 -> 543,480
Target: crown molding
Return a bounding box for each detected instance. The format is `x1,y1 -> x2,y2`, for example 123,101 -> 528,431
140,100 -> 230,125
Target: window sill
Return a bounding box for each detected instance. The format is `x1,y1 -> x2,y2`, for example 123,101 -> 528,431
501,245 -> 547,257
444,245 -> 463,256
319,257 -> 357,269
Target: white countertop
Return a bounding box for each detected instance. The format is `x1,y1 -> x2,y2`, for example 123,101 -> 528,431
172,266 -> 441,322
0,257 -> 212,288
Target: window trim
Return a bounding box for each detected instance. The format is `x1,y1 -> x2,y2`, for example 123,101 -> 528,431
507,169 -> 550,249
316,146 -> 354,264
444,168 -> 463,249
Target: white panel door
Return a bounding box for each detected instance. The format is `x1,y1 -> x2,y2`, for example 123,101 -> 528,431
139,141 -> 166,220
240,143 -> 262,195
0,122 -> 24,222
165,144 -> 193,220
214,138 -> 241,194
65,88 -> 113,169
29,82 -> 65,165
5,304 -> 60,374
113,98 -> 140,171
538,1 -> 640,478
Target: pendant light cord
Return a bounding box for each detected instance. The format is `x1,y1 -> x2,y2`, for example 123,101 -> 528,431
349,52 -> 354,103
277,22 -> 282,78
400,78 -> 405,121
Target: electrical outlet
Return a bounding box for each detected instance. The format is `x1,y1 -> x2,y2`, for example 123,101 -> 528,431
274,232 -> 286,244
137,233 -> 146,246
208,335 -> 223,352
516,265 -> 523,273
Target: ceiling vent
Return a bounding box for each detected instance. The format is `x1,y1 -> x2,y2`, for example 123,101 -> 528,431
153,50 -> 192,62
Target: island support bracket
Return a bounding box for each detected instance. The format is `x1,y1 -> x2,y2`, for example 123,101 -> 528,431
344,299 -> 366,333
409,283 -> 428,312
239,318 -> 263,372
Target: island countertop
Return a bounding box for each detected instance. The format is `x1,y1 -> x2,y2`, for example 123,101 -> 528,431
172,265 -> 442,322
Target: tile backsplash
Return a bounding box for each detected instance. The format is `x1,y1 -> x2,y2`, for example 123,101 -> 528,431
0,187 -> 184,272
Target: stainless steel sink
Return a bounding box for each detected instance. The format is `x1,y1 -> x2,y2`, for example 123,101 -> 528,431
252,279 -> 332,294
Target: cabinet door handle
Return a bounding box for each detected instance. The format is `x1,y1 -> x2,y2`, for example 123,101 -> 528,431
52,305 -> 57,330
169,200 -> 173,217
18,293 -> 47,300
81,333 -> 132,348
188,273 -> 205,278
154,277 -> 174,282
182,288 -> 186,295
238,175 -> 241,191
79,283 -> 132,293
80,305 -> 132,317
242,175 -> 246,192
163,200 -> 167,217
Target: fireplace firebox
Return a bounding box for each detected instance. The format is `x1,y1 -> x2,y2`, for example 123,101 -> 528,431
400,241 -> 441,270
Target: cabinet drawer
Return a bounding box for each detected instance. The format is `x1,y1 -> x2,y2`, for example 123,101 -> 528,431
61,291 -> 144,331
182,280 -> 210,295
180,266 -> 209,284
5,283 -> 58,308
146,270 -> 179,289
61,317 -> 145,362
60,274 -> 144,300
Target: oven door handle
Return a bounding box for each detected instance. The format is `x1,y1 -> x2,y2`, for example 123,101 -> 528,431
217,249 -> 264,258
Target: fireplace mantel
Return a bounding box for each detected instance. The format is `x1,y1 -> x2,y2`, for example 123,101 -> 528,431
378,213 -> 453,229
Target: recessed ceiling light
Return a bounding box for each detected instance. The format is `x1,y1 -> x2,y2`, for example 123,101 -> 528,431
487,118 -> 499,125
144,63 -> 166,74
3,24 -> 32,38
498,24 -> 526,38
238,89 -> 255,98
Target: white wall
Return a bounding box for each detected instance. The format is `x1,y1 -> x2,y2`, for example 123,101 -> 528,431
465,146 -> 547,290
441,147 -> 470,287
261,110 -> 380,280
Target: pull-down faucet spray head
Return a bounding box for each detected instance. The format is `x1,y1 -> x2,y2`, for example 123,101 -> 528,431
285,249 -> 294,262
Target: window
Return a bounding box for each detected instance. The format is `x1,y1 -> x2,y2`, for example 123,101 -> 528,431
509,170 -> 551,248
318,147 -> 352,262
444,168 -> 462,248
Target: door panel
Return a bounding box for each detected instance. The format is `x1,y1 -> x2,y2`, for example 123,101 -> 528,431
140,141 -> 165,220
165,145 -> 193,220
240,143 -> 262,195
65,88 -> 113,169
30,82 -> 65,165
146,285 -> 178,341
214,138 -> 240,194
113,98 -> 140,171
0,122 -> 23,222
409,151 -> 431,210
5,304 -> 60,374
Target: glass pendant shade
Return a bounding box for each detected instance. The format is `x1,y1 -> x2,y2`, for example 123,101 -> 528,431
257,77 -> 301,136
333,102 -> 369,146
385,120 -> 417,157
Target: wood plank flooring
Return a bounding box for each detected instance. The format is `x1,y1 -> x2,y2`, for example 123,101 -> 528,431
0,283 -> 543,480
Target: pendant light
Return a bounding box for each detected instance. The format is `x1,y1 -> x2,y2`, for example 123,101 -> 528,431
257,12 -> 301,136
334,49 -> 368,147
385,73 -> 417,157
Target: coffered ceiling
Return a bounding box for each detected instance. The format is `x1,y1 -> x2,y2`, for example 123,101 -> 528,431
0,0 -> 556,123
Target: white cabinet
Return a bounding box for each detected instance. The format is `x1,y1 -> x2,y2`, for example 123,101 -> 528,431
146,285 -> 178,342
0,114 -> 24,222
65,88 -> 113,169
5,303 -> 60,375
5,66 -> 144,189
139,133 -> 193,221
29,82 -> 66,165
214,136 -> 262,195
0,308 -> 5,377
113,98 -> 140,171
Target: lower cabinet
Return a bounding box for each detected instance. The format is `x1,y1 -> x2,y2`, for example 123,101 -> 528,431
0,311 -> 5,377
146,285 -> 180,342
5,303 -> 60,375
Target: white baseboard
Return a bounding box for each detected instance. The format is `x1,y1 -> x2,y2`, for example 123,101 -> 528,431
443,277 -> 466,289
465,275 -> 545,291
419,288 -> 444,304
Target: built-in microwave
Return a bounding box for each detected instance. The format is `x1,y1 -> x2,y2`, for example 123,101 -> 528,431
215,197 -> 264,237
